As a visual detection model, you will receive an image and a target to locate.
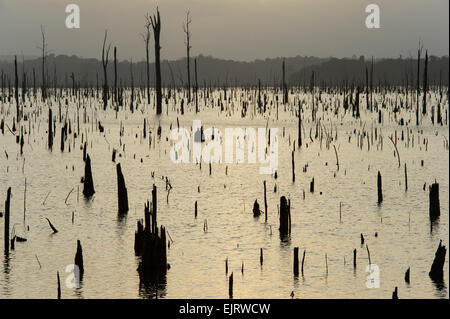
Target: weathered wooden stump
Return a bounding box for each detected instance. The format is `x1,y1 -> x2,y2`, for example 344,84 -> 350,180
4,187 -> 11,254
253,199 -> 261,217
116,163 -> 129,215
83,154 -> 95,197
377,171 -> 383,203
429,182 -> 440,221
48,108 -> 53,150
229,272 -> 233,299
279,196 -> 291,239
429,240 -> 446,282
135,186 -> 168,284
293,247 -> 299,276
392,287 -> 398,299
74,240 -> 84,282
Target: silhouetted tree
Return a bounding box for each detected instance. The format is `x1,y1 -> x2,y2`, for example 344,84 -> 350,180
101,30 -> 111,110
143,16 -> 151,104
183,11 -> 192,102
148,8 -> 162,115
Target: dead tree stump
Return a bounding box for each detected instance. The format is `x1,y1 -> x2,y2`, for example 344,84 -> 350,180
279,196 -> 291,239
293,247 -> 299,276
135,186 -> 167,283
377,171 -> 383,203
74,240 -> 84,282
429,240 -> 446,282
83,154 -> 95,197
4,187 -> 11,254
116,163 -> 129,215
253,199 -> 261,217
429,182 -> 440,221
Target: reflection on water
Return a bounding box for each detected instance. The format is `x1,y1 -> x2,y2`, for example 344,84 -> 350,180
0,90 -> 448,298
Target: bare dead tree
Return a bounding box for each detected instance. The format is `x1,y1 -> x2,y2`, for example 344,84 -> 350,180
14,56 -> 19,121
130,59 -> 134,112
422,49 -> 428,115
148,8 -> 162,115
183,11 -> 192,102
101,30 -> 111,110
143,16 -> 151,104
114,46 -> 118,105
39,25 -> 48,101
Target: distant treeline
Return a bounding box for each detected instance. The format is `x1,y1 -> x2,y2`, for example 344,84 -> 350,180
0,53 -> 448,88
0,54 -> 324,89
289,56 -> 449,87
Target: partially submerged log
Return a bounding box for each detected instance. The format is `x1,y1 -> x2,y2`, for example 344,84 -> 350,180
82,154 -> 95,197
116,163 -> 129,215
46,218 -> 58,233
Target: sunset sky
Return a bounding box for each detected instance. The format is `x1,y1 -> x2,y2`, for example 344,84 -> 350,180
0,0 -> 448,61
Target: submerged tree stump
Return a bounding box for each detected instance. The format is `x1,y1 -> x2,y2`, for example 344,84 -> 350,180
293,247 -> 299,276
229,272 -> 233,299
279,196 -> 291,239
377,171 -> 383,203
4,187 -> 11,254
135,186 -> 167,283
83,154 -> 95,197
74,240 -> 84,283
253,199 -> 261,217
429,182 -> 440,221
48,108 -> 53,150
116,163 -> 129,215
429,240 -> 446,282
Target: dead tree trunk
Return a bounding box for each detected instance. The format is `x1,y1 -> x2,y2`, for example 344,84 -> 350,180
279,196 -> 291,239
74,240 -> 84,282
195,58 -> 199,113
83,154 -> 95,197
293,247 -> 299,276
48,107 -> 53,150
14,56 -> 19,121
149,9 -> 162,115
135,185 -> 167,283
429,182 -> 440,221
422,50 -> 428,115
117,163 -> 129,215
183,11 -> 192,102
377,171 -> 383,204
114,46 -> 118,105
101,30 -> 111,110
4,187 -> 11,254
429,240 -> 446,282
143,18 -> 151,105
41,26 -> 47,101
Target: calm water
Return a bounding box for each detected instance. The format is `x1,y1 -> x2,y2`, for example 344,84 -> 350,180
0,89 -> 448,298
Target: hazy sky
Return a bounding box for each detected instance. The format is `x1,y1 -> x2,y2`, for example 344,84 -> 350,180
0,0 -> 448,61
